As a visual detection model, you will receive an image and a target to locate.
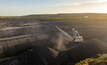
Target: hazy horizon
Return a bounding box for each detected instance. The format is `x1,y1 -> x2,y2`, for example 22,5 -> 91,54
0,0 -> 107,16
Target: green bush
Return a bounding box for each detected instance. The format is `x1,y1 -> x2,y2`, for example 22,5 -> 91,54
75,54 -> 107,65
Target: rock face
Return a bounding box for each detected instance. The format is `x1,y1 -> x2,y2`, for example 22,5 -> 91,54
0,27 -> 25,38
1,22 -> 107,65
0,48 -> 45,65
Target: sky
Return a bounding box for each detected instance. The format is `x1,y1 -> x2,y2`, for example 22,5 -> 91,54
0,0 -> 107,16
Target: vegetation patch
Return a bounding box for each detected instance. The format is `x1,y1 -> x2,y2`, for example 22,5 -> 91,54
76,54 -> 107,65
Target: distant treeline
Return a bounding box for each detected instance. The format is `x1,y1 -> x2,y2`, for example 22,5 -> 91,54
0,13 -> 107,22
